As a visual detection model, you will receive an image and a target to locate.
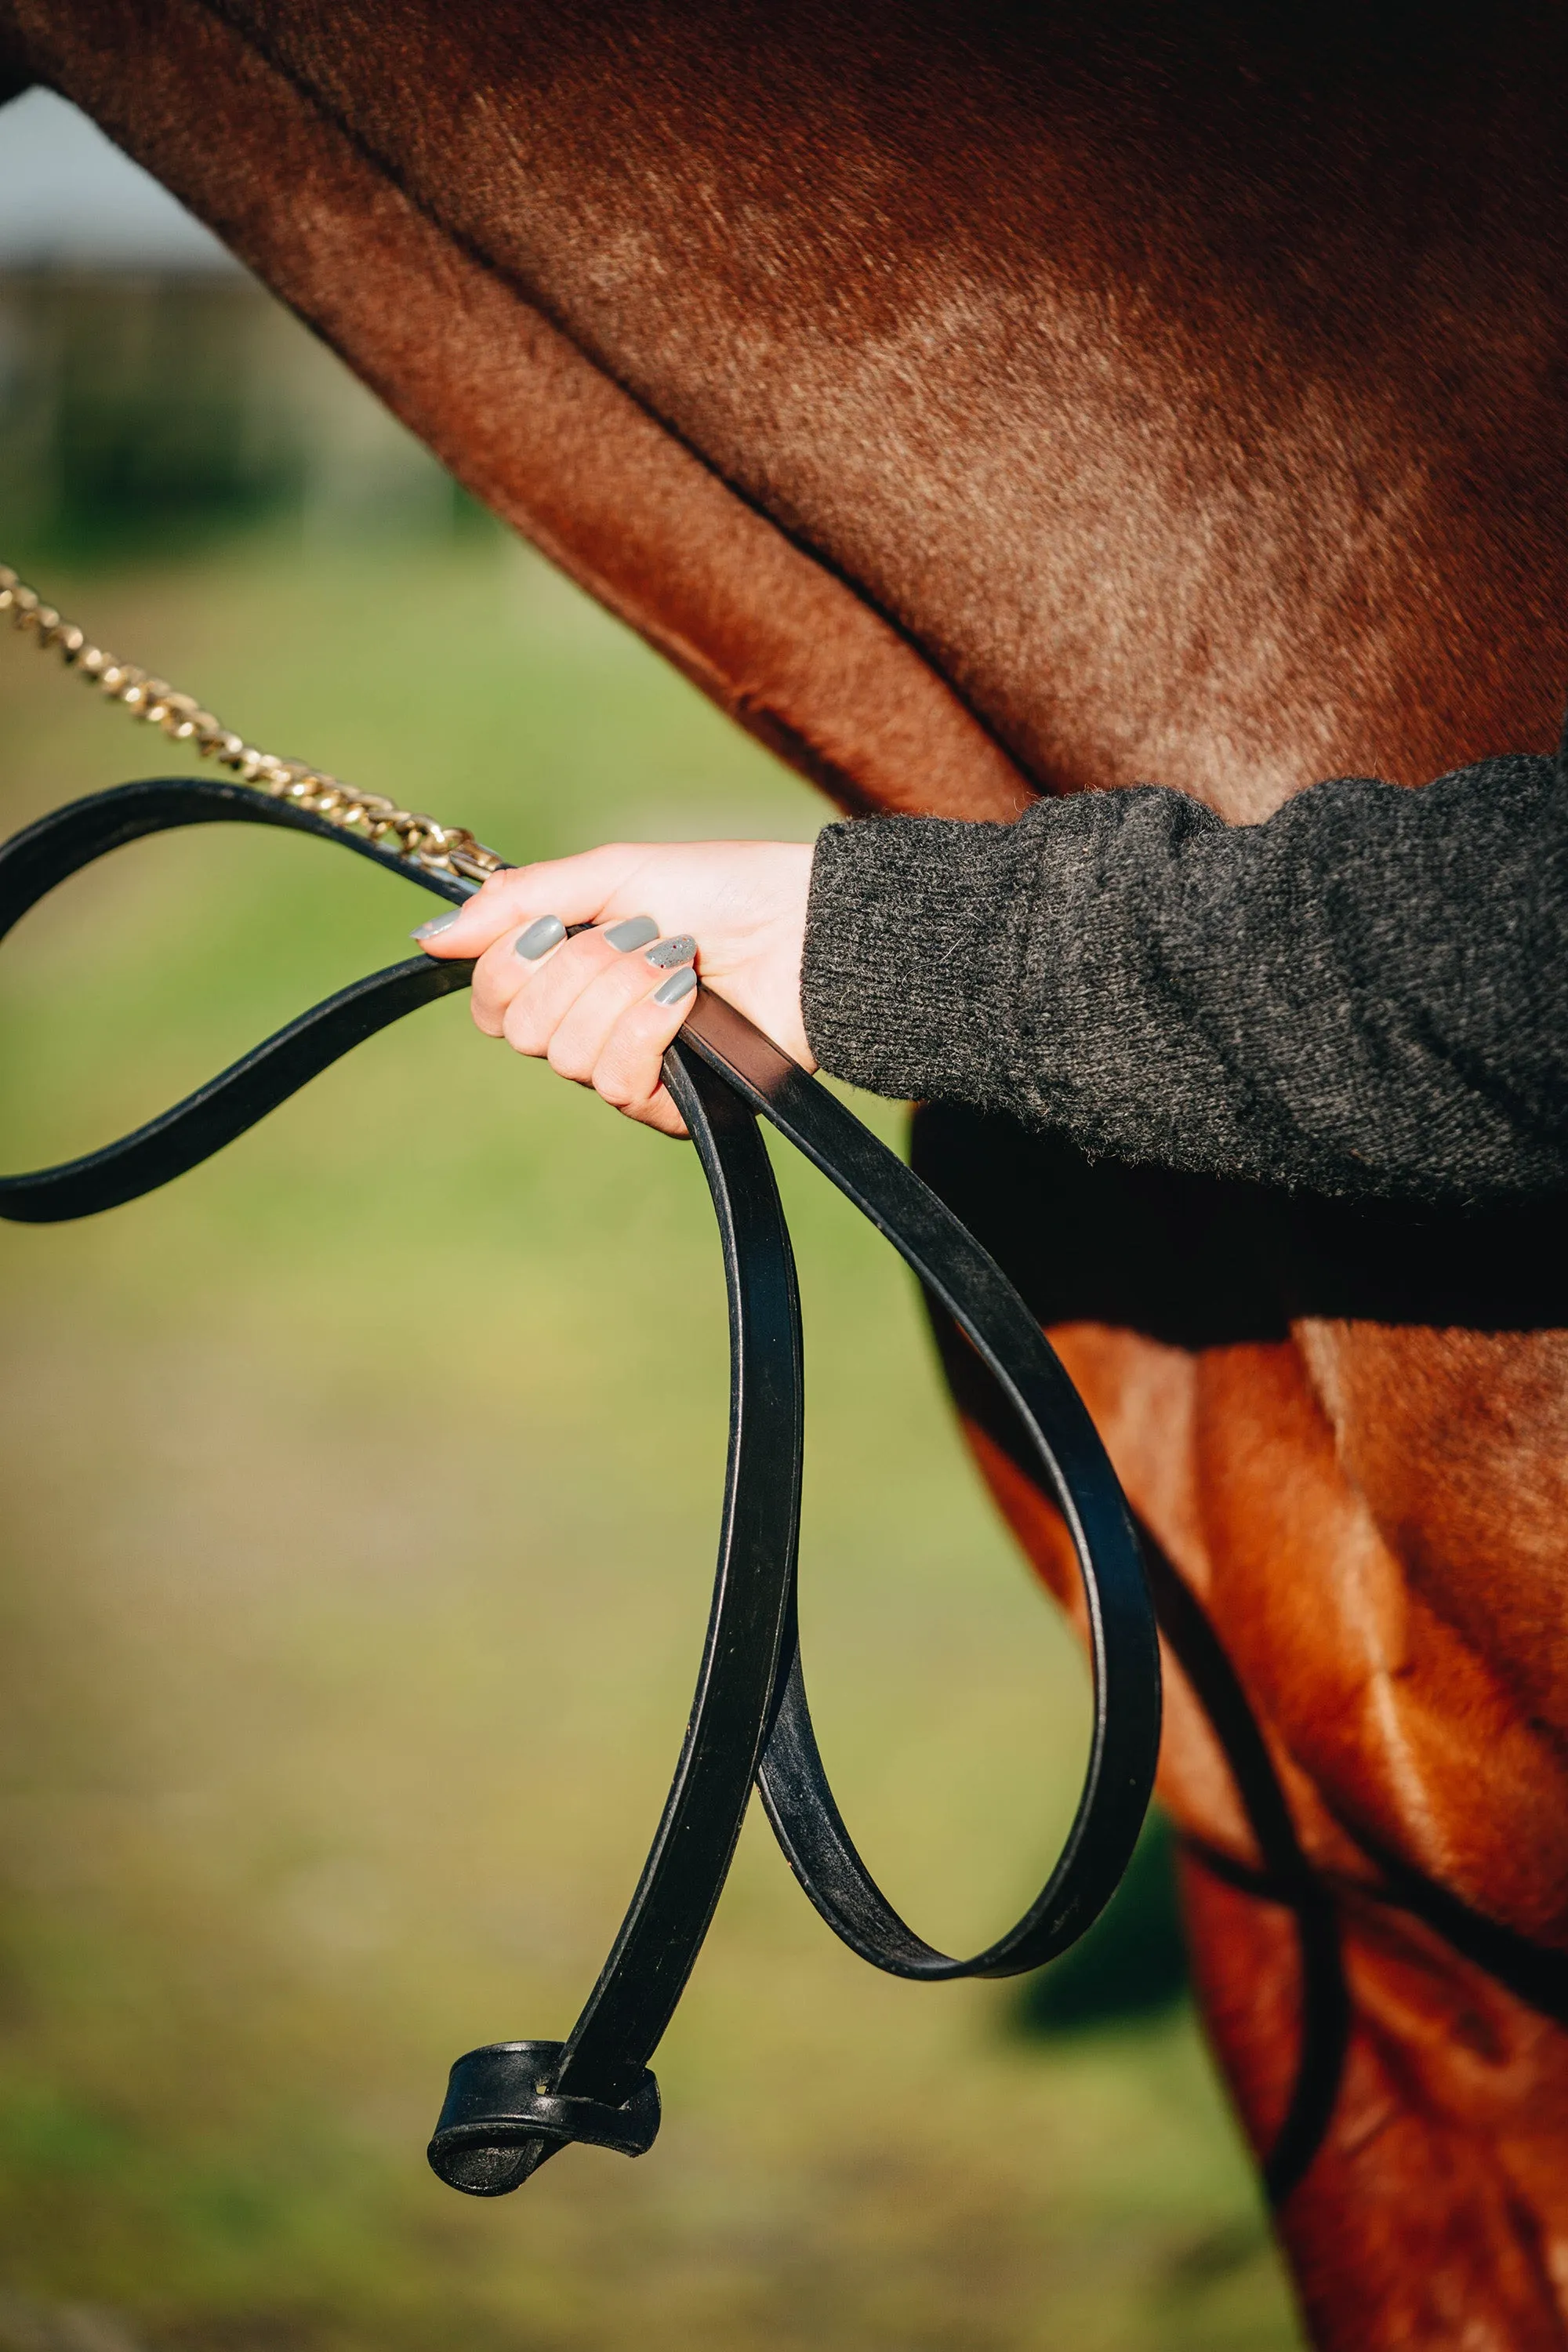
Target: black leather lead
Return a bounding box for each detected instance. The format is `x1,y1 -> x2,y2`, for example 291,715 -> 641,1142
0,777 -> 1160,2196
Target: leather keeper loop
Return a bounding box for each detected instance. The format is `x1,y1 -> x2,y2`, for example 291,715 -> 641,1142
427,2042 -> 661,2196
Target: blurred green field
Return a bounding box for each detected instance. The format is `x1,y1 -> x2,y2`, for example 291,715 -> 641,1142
0,532 -> 1302,2352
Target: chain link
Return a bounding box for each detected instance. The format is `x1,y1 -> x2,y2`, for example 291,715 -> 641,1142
0,559 -> 507,886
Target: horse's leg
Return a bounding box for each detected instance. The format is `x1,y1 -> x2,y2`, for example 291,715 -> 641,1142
949,1356 -> 1568,2349
1186,1858 -> 1568,2351
916,1105 -> 1568,2347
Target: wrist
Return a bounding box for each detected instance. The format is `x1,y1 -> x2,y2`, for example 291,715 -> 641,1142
801,816 -> 1025,1097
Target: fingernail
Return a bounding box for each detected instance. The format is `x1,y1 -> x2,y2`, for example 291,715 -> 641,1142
603,913 -> 659,953
652,964 -> 699,1007
645,933 -> 696,970
514,915 -> 567,960
412,907 -> 462,941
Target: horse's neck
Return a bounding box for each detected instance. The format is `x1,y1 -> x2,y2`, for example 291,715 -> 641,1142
12,0 -> 1568,821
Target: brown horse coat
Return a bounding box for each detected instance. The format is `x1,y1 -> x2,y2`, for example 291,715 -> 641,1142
3,6 -> 1566,2343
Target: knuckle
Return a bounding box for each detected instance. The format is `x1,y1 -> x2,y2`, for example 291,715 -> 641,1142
472,942 -> 518,1005
579,927 -> 619,969
501,999 -> 545,1057
470,975 -> 505,1027
591,1032 -> 651,1109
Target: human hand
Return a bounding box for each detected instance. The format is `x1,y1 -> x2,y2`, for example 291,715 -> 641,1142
412,839 -> 815,1137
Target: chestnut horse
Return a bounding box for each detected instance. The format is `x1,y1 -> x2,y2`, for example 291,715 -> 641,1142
4,5 -> 1566,2342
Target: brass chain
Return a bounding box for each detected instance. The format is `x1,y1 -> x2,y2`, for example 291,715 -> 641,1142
0,559 -> 506,886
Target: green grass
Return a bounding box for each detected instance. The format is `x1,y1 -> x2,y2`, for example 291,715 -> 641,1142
0,532 -> 1302,2351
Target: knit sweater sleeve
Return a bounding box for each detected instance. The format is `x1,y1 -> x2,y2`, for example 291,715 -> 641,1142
799,751 -> 1568,1204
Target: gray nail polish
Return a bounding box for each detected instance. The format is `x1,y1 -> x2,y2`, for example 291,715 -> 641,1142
652,964 -> 699,1007
645,933 -> 697,969
603,913 -> 659,953
514,914 -> 567,960
412,907 -> 462,941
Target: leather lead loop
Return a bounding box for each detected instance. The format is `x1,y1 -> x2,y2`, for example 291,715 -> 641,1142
0,775 -> 1160,2201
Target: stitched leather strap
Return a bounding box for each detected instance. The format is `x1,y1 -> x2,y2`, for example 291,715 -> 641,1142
0,778 -> 1160,2196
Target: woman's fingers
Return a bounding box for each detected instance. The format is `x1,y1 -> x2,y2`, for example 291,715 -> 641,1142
588,968 -> 700,1137
470,909 -> 699,1134
507,924 -> 663,1072
540,946 -> 693,1087
468,912 -> 566,1036
414,837 -> 814,1066
472,914 -> 588,1039
471,912 -> 661,1045
412,846 -> 654,961
411,835 -> 814,1134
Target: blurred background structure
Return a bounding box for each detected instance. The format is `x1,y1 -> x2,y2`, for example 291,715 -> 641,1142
0,90 -> 468,559
0,88 -> 1300,2352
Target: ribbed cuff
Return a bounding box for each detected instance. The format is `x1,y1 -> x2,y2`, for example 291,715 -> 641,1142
801,815 -> 1029,1100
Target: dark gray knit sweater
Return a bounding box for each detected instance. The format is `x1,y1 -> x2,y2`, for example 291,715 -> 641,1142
800,747 -> 1568,1205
